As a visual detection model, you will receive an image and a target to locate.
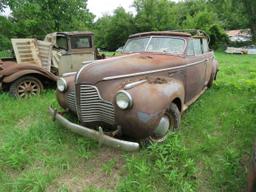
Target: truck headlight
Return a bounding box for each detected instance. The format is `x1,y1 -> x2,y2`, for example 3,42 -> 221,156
57,78 -> 67,92
115,90 -> 133,110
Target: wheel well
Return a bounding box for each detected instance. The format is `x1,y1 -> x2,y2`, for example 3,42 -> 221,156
172,98 -> 182,112
4,73 -> 56,91
26,73 -> 56,88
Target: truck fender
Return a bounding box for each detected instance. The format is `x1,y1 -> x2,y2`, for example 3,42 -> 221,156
115,77 -> 185,139
3,69 -> 57,83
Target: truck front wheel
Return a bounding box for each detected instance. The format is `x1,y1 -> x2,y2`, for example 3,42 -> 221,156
9,76 -> 44,98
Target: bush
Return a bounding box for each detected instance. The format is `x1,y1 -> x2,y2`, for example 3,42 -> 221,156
0,35 -> 12,51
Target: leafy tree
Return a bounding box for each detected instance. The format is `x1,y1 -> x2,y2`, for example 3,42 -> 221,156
5,0 -> 94,39
240,0 -> 256,41
94,7 -> 135,51
208,0 -> 248,29
133,0 -> 178,31
94,15 -> 112,50
0,15 -> 14,50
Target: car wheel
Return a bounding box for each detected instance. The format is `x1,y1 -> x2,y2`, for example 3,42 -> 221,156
207,70 -> 218,88
149,103 -> 180,142
9,76 -> 44,98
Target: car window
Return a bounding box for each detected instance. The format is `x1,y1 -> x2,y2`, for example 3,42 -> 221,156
56,36 -> 68,50
193,38 -> 203,55
187,40 -> 194,56
123,36 -> 185,54
146,37 -> 185,54
71,36 -> 92,49
123,37 -> 150,52
202,39 -> 209,53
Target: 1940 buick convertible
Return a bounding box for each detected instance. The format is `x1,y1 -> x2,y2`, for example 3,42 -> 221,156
49,30 -> 218,151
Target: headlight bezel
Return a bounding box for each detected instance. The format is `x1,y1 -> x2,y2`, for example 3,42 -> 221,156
115,90 -> 133,110
57,77 -> 68,92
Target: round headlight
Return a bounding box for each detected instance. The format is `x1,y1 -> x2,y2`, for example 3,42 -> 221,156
115,90 -> 133,110
57,78 -> 67,92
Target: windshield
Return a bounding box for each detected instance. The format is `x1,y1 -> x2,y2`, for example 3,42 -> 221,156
70,36 -> 92,49
123,36 -> 185,54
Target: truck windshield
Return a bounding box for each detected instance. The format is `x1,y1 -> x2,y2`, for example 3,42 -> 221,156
71,36 -> 92,49
56,36 -> 68,50
123,36 -> 185,54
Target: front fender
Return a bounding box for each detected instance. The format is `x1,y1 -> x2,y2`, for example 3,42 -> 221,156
115,77 -> 184,139
3,69 -> 57,83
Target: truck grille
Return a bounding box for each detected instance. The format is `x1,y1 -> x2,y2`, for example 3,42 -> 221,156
66,90 -> 76,113
78,85 -> 115,125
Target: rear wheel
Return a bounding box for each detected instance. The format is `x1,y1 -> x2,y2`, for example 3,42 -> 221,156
9,76 -> 43,98
207,70 -> 218,88
149,103 -> 180,142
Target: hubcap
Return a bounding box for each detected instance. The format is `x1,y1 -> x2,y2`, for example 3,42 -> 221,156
151,115 -> 170,141
17,80 -> 40,98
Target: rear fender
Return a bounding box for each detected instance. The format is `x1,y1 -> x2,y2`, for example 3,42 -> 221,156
115,77 -> 184,139
212,59 -> 219,79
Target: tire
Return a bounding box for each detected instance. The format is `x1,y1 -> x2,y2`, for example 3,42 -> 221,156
149,103 -> 181,142
207,70 -> 218,88
9,76 -> 44,98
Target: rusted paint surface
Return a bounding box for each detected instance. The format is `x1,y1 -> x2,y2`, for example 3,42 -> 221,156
56,31 -> 219,140
0,63 -> 57,83
76,53 -> 187,84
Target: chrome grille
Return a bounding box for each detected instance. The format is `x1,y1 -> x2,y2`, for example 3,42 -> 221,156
79,85 -> 115,125
66,90 -> 76,113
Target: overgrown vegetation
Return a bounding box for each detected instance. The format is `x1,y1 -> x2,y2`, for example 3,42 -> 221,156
0,52 -> 255,191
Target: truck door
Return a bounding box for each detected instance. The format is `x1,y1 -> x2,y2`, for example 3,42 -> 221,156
53,34 -> 72,75
69,35 -> 95,72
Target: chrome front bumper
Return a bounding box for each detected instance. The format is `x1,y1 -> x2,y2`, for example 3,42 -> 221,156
48,107 -> 140,152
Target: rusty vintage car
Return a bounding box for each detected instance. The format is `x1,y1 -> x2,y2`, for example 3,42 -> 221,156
49,30 -> 218,151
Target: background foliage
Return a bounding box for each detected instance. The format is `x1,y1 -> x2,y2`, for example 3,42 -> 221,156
0,0 -> 255,51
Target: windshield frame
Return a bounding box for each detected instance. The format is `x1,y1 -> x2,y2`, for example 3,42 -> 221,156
123,35 -> 187,55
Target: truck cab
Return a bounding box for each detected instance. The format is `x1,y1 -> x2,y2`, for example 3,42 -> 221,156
0,31 -> 102,98
45,32 -> 96,75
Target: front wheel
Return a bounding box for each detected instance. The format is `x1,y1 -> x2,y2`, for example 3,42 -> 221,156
149,103 -> 180,142
9,76 -> 44,98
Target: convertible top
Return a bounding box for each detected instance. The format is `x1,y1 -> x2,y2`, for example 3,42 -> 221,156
129,31 -> 191,38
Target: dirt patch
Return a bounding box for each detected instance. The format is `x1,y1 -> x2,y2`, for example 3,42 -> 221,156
46,147 -> 125,192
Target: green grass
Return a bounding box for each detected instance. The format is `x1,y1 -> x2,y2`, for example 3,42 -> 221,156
0,52 -> 256,191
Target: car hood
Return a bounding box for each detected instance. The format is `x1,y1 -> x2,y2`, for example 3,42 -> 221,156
76,53 -> 186,84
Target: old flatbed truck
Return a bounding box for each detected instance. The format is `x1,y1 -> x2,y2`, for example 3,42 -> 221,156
0,31 -> 102,98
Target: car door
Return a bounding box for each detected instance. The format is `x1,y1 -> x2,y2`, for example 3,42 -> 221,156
184,38 -> 207,103
202,38 -> 213,85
